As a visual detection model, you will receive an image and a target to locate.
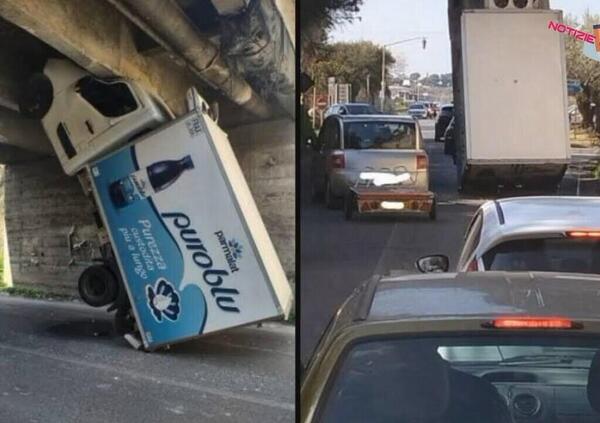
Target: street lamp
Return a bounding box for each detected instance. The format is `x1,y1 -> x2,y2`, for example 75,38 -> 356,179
380,37 -> 427,111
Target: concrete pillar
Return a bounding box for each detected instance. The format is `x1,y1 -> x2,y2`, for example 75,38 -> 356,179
2,158 -> 97,295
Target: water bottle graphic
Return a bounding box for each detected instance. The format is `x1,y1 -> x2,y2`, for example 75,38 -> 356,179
109,155 -> 194,208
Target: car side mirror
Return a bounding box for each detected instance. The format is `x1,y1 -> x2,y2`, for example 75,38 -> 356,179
416,255 -> 449,273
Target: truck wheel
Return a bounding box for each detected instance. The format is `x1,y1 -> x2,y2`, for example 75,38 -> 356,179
78,265 -> 118,307
19,73 -> 53,119
114,307 -> 135,335
429,200 -> 437,221
310,179 -> 323,203
344,192 -> 356,220
325,180 -> 340,209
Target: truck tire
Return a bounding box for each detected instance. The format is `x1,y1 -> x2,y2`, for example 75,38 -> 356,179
78,265 -> 118,307
344,192 -> 356,220
325,180 -> 340,209
429,199 -> 437,221
19,73 -> 53,119
114,307 -> 135,335
311,178 -> 324,203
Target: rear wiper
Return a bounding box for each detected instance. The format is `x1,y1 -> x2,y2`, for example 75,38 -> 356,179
499,354 -> 588,366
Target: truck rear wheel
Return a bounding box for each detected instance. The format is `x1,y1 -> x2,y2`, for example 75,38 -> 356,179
78,265 -> 118,307
429,199 -> 437,220
344,192 -> 356,220
325,180 -> 341,209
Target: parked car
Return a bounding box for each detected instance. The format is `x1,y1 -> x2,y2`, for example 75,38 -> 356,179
435,104 -> 454,141
301,270 -> 600,423
19,58 -> 172,175
323,103 -> 379,118
423,102 -> 437,118
417,196 -> 600,274
310,115 -> 431,215
407,103 -> 429,119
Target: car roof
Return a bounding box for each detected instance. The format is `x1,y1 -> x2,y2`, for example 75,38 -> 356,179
365,271 -> 600,322
478,196 -> 600,246
337,114 -> 415,123
329,103 -> 371,107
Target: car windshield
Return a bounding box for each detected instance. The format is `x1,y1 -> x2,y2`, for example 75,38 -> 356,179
441,106 -> 454,114
409,104 -> 424,110
346,104 -> 377,114
482,237 -> 600,273
317,335 -> 600,423
344,121 -> 416,150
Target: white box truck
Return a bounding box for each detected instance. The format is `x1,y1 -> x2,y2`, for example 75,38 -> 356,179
456,9 -> 570,191
85,107 -> 293,350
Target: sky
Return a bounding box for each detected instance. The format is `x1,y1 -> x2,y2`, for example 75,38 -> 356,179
329,0 -> 600,76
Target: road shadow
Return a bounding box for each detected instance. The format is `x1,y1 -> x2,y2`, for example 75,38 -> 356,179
45,318 -> 116,340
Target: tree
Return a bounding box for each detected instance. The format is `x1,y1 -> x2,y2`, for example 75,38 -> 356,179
564,12 -> 600,131
419,74 -> 441,87
300,0 -> 363,70
409,72 -> 421,81
310,41 -> 398,104
437,73 -> 452,87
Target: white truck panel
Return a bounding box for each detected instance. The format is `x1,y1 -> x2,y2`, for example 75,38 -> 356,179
461,10 -> 569,162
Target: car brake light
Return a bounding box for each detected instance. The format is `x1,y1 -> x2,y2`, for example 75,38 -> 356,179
485,316 -> 580,329
416,154 -> 428,170
327,151 -> 345,169
466,258 -> 479,271
567,231 -> 600,238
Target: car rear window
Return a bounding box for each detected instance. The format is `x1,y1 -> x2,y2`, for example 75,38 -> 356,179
316,335 -> 600,423
344,122 -> 416,150
482,237 -> 600,273
346,105 -> 377,114
409,104 -> 425,110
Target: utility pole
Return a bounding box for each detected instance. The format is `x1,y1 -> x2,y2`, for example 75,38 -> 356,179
366,73 -> 371,103
380,37 -> 427,112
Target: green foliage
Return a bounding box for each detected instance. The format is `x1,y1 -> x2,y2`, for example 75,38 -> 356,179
564,12 -> 600,130
301,0 -> 363,68
310,41 -> 398,102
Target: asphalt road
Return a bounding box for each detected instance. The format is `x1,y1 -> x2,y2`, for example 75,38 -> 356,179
300,119 -> 600,364
0,295 -> 294,423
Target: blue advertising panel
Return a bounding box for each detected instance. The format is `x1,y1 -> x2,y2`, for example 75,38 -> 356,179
88,111 -> 291,349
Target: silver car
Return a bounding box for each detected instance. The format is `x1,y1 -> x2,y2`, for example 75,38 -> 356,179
311,115 -> 429,209
407,103 -> 428,119
417,196 -> 600,274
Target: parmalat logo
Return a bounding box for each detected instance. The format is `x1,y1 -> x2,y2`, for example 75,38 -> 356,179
215,231 -> 243,273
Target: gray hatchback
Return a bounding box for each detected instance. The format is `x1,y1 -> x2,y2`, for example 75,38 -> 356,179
311,115 -> 431,212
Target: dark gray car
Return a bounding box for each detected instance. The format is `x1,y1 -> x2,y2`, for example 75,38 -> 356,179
302,271 -> 600,422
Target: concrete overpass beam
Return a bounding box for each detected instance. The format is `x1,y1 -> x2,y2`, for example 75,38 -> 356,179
0,0 -> 205,117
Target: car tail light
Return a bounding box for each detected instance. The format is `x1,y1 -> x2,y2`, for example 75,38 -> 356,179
466,258 -> 479,271
327,151 -> 345,169
416,154 -> 428,170
567,231 -> 600,238
485,316 -> 580,329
